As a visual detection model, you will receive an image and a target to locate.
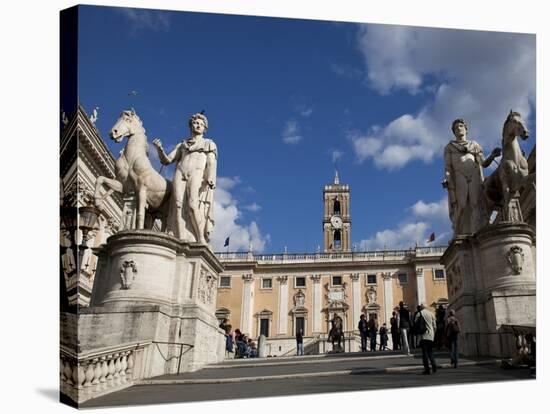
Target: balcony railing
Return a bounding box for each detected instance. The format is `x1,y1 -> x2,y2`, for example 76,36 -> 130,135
216,246 -> 447,263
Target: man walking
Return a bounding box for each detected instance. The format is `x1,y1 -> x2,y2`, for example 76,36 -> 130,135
358,314 -> 368,352
390,311 -> 400,350
296,328 -> 304,356
398,301 -> 412,356
445,309 -> 461,368
368,316 -> 378,351
415,303 -> 438,374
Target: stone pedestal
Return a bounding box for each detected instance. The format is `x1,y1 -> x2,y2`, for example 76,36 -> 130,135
62,230 -> 226,404
441,223 -> 536,358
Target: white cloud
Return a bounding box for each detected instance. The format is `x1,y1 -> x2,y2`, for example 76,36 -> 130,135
360,222 -> 429,251
282,120 -> 303,144
410,198 -> 449,223
359,197 -> 451,250
244,203 -> 262,212
351,25 -> 535,170
118,8 -> 171,33
298,106 -> 313,117
209,177 -> 269,252
331,150 -> 344,163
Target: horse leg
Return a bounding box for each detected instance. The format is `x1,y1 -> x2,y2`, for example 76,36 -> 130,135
136,184 -> 147,230
94,176 -> 123,207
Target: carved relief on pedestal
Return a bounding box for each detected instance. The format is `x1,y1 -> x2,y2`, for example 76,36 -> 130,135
507,245 -> 525,275
199,268 -> 217,304
119,260 -> 137,289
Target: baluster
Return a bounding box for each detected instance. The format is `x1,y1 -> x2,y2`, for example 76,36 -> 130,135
113,353 -> 121,380
76,363 -> 86,390
106,354 -> 116,383
92,358 -> 101,385
99,356 -> 108,384
64,359 -> 74,386
126,351 -> 134,378
60,357 -> 66,382
83,362 -> 95,387
119,353 -> 128,383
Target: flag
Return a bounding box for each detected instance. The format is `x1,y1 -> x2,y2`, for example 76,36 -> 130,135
427,232 -> 435,243
224,237 -> 230,247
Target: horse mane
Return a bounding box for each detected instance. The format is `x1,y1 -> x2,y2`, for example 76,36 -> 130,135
123,109 -> 147,135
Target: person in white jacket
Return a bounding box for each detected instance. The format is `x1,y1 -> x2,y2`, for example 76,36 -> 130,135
414,303 -> 438,374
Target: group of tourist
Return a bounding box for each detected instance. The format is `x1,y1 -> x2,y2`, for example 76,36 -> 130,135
219,319 -> 258,359
359,302 -> 462,374
357,314 -> 389,351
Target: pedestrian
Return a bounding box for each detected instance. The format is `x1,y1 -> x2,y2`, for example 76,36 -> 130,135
398,301 -> 412,355
435,305 -> 446,349
379,323 -> 389,351
411,305 -> 422,349
224,324 -> 234,356
414,303 -> 437,374
390,311 -> 400,350
358,314 -> 368,352
368,316 -> 378,351
445,309 -> 461,368
296,328 -> 304,356
219,318 -> 229,332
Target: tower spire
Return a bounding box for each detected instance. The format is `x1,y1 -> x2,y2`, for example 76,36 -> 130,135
334,170 -> 340,185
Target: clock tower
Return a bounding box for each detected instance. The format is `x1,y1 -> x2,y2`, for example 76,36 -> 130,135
323,171 -> 351,252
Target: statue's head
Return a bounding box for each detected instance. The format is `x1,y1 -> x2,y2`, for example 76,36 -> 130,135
451,118 -> 468,139
189,113 -> 208,134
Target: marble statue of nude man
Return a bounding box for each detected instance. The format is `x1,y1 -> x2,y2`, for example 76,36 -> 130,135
443,118 -> 500,236
153,113 -> 217,244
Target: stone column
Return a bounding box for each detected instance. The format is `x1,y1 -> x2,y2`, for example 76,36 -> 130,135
351,273 -> 361,330
277,276 -> 289,335
240,274 -> 254,336
415,268 -> 426,307
311,274 -> 322,333
382,272 -> 393,325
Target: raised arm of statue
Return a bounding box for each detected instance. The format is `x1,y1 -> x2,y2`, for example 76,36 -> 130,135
481,147 -> 502,168
153,138 -> 180,165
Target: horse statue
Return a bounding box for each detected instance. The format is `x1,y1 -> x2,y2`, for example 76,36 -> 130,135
328,315 -> 344,352
483,110 -> 531,222
94,109 -> 171,230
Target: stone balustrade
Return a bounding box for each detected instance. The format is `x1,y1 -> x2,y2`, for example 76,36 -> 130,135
216,246 -> 446,263
60,342 -> 149,405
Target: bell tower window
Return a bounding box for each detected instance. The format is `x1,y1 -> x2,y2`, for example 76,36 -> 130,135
333,198 -> 341,215
334,230 -> 341,249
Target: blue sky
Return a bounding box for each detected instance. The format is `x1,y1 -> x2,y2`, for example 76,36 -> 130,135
76,5 -> 536,253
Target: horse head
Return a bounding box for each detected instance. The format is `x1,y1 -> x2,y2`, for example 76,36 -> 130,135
110,109 -> 145,143
503,110 -> 529,142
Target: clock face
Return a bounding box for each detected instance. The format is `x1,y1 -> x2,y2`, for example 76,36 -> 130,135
330,215 -> 343,229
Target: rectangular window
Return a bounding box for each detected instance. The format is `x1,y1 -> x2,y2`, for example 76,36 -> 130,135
434,269 -> 445,280
261,278 -> 273,289
332,275 -> 342,286
398,273 -> 408,284
219,276 -> 231,288
295,277 -> 306,288
260,318 -> 270,337
367,274 -> 377,284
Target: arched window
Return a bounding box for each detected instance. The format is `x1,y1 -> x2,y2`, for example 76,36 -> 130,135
334,230 -> 341,249
333,198 -> 341,215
